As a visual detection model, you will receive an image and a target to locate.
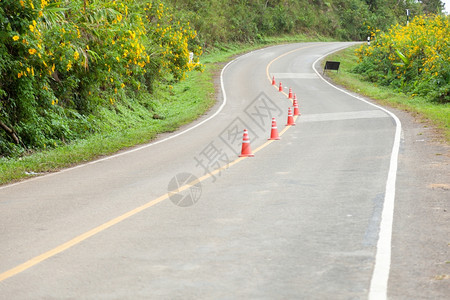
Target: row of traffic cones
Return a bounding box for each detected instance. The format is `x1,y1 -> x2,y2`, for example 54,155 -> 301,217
272,76 -> 284,92
240,76 -> 301,157
273,76 -> 296,100
239,111 -> 295,157
239,109 -> 298,156
272,75 -> 300,116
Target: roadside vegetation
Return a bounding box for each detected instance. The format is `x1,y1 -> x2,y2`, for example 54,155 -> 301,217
1,0 -> 202,157
354,15 -> 449,103
0,0 -> 446,185
324,15 -> 449,141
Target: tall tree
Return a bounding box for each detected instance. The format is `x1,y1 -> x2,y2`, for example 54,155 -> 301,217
419,0 -> 444,14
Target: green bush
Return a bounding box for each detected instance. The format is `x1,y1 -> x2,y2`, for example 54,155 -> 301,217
0,0 -> 201,156
354,14 -> 450,103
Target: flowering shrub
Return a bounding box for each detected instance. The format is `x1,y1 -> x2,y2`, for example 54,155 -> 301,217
0,0 -> 201,155
354,15 -> 449,103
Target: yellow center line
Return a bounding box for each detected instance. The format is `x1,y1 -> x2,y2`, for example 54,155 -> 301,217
0,44 -> 313,282
0,195 -> 168,282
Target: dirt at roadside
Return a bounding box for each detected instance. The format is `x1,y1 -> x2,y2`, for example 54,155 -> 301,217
386,107 -> 449,299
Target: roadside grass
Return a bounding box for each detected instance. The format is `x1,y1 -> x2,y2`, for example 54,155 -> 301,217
323,45 -> 450,142
0,33 -> 333,185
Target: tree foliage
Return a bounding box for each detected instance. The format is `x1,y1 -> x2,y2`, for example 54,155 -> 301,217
419,0 -> 445,14
166,0 -> 428,43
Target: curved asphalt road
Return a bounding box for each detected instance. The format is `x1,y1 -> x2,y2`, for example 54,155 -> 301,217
0,42 -> 439,299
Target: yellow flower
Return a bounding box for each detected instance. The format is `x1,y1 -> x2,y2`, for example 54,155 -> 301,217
12,35 -> 20,41
28,48 -> 37,55
73,51 -> 80,61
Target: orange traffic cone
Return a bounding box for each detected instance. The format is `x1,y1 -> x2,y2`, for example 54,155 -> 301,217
293,98 -> 300,116
278,82 -> 283,92
272,76 -> 276,86
288,88 -> 293,99
286,107 -> 296,126
239,129 -> 254,157
268,118 -> 280,140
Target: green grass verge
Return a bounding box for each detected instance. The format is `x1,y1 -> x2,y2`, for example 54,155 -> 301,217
323,45 -> 450,142
0,33 -> 333,186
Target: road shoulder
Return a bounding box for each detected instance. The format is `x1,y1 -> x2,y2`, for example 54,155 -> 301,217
388,107 -> 449,299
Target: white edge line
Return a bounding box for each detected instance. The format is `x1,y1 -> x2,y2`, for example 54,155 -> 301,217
0,54 -> 242,191
312,44 -> 402,300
